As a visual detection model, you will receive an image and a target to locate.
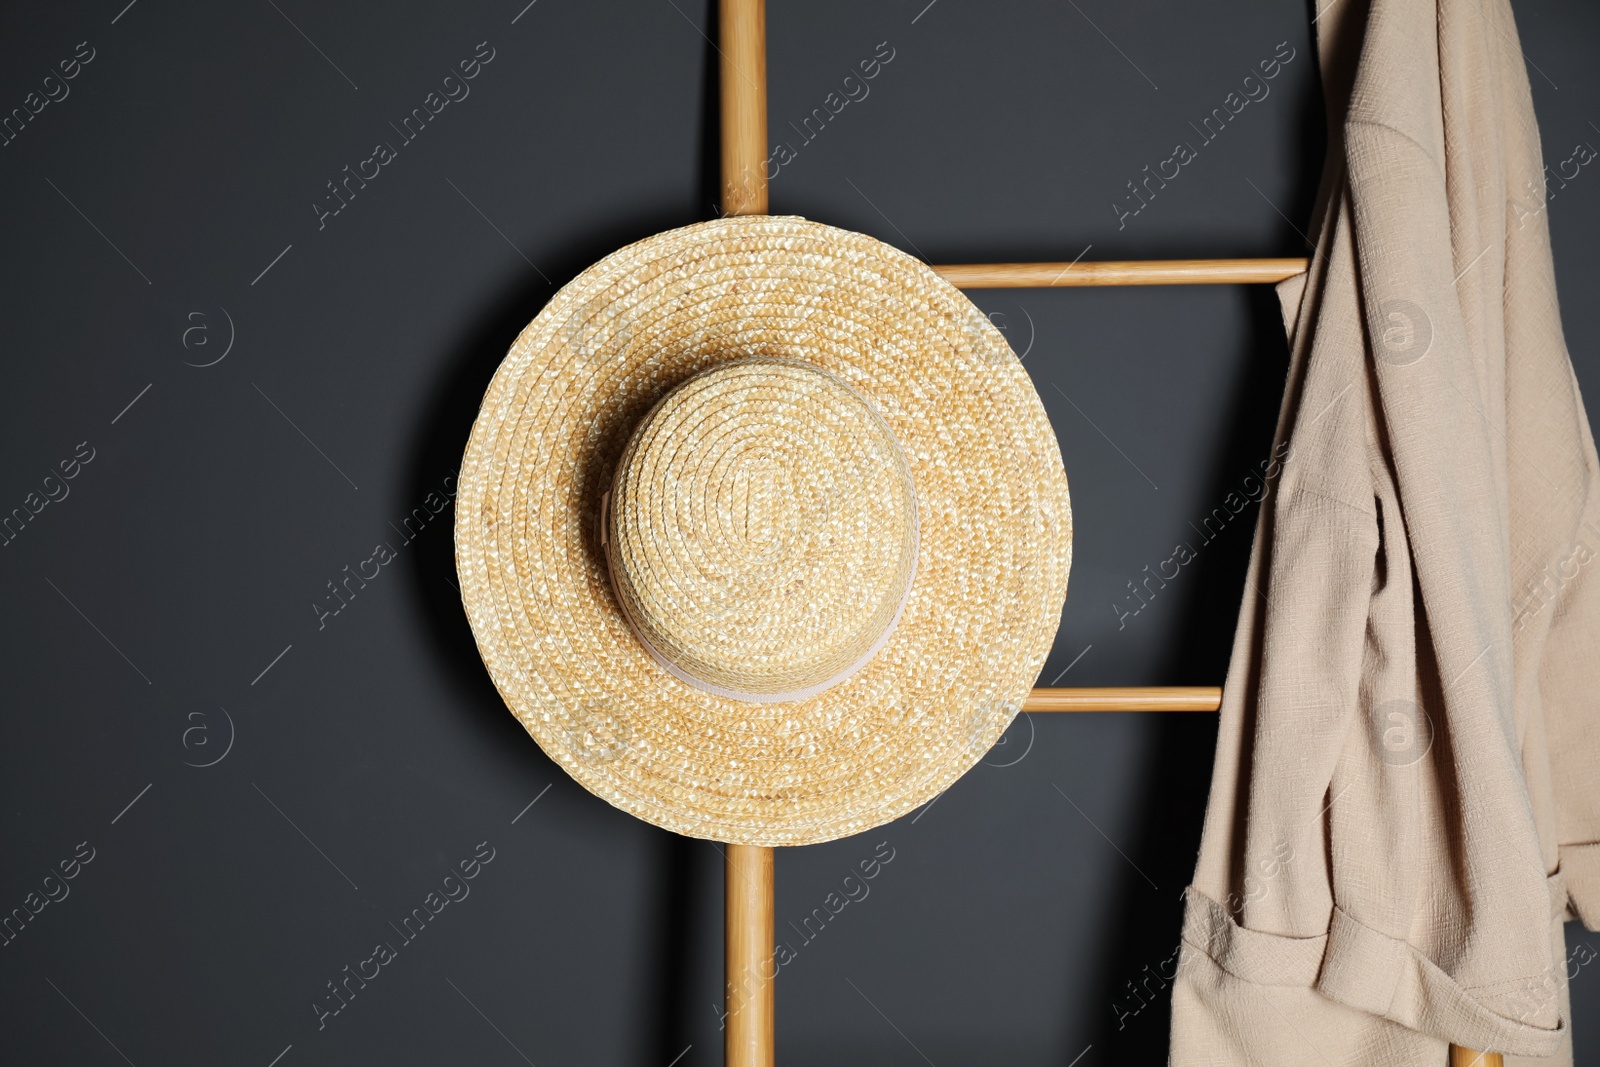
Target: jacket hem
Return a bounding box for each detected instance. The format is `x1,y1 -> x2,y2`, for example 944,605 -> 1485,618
1180,886 -> 1564,1056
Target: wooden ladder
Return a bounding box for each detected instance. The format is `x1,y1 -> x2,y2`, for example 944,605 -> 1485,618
714,2 -> 1500,1064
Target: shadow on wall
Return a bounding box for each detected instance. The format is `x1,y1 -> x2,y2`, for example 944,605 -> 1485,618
1080,53 -> 1323,1055
397,200 -> 723,1061
1079,281 -> 1293,1064
394,9 -> 727,1065
398,203 -> 721,1063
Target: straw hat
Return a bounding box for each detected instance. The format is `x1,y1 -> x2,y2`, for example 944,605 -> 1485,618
455,215 -> 1071,845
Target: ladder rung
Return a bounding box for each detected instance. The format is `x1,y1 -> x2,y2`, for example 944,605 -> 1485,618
935,258 -> 1308,288
1025,686 -> 1222,712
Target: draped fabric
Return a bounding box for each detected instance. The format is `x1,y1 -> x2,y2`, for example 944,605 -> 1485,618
1169,0 -> 1600,1062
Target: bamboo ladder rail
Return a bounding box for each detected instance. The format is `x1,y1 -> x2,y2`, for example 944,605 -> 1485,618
717,2 -> 774,1064
714,2 -> 1502,1065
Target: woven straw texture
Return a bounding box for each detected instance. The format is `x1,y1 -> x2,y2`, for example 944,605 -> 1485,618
607,357 -> 920,701
455,215 -> 1071,845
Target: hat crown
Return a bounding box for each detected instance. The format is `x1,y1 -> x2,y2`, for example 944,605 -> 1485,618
607,358 -> 918,701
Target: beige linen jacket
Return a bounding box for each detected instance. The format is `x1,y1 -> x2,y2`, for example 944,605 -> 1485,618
1170,0 -> 1600,1063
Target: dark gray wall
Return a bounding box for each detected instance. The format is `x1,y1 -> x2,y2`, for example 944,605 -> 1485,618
0,1 -> 1594,1064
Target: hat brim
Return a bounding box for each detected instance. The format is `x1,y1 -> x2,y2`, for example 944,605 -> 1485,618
455,216 -> 1071,846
